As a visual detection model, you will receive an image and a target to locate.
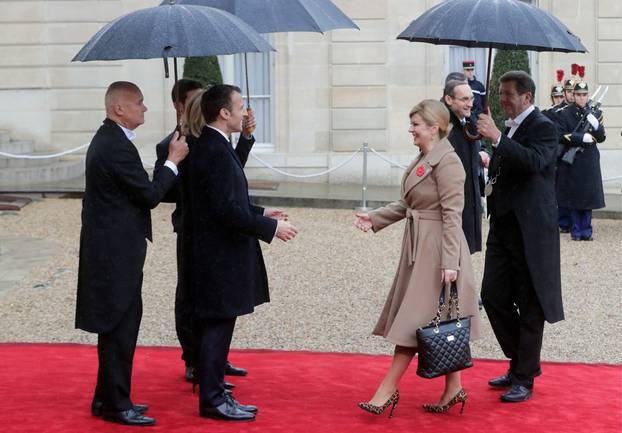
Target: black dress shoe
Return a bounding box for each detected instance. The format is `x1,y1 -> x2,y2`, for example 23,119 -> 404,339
92,401 -> 148,417
225,361 -> 247,377
102,408 -> 156,426
501,385 -> 532,402
200,399 -> 255,422
225,393 -> 258,413
185,366 -> 195,382
559,228 -> 570,233
488,372 -> 512,388
224,381 -> 236,390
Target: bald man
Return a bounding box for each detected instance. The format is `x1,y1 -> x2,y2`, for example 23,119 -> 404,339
76,81 -> 188,426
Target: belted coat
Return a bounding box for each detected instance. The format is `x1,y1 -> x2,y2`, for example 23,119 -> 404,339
369,138 -> 481,348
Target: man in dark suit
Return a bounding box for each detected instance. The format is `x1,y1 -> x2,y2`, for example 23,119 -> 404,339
443,79 -> 488,254
476,71 -> 564,403
181,85 -> 297,421
75,81 -> 188,425
154,79 -> 251,384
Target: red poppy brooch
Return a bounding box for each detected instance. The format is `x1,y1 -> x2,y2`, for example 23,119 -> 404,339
415,166 -> 426,177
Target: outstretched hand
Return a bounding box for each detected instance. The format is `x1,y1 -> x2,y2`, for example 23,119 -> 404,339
354,213 -> 373,232
265,208 -> 288,220
276,220 -> 298,242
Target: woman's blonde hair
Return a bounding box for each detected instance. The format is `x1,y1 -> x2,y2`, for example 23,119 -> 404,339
409,99 -> 451,139
181,88 -> 206,138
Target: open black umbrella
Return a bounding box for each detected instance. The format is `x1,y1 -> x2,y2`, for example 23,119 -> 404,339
73,1 -> 274,124
398,0 -> 587,137
169,0 -> 358,109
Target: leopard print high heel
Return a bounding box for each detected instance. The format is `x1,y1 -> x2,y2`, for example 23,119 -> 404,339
422,389 -> 467,414
357,390 -> 400,418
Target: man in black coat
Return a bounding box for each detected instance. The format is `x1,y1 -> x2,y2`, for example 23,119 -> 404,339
75,81 -> 188,425
554,80 -> 606,240
154,79 -> 252,384
443,79 -> 488,253
477,71 -> 564,403
181,85 -> 298,421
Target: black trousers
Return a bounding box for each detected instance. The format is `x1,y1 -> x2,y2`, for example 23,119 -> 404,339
174,233 -> 196,367
197,317 -> 237,408
93,286 -> 143,411
481,212 -> 545,388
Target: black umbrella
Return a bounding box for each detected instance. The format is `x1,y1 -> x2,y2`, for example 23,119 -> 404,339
398,0 -> 587,137
73,1 -> 274,124
168,0 -> 358,109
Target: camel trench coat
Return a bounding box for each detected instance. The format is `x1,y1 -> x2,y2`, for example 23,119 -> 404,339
369,138 -> 481,347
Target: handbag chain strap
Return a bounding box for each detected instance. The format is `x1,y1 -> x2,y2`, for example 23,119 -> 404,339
431,282 -> 462,333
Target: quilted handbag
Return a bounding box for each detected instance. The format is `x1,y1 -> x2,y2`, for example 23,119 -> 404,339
416,282 -> 473,379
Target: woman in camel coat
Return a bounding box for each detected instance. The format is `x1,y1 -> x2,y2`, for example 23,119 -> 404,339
355,99 -> 480,417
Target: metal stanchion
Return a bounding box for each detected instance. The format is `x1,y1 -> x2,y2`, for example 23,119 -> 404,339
355,142 -> 374,212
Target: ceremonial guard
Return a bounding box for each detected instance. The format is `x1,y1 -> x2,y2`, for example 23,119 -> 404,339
555,67 -> 606,240
542,70 -> 565,122
463,60 -> 486,116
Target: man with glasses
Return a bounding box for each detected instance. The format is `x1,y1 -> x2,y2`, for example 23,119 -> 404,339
442,78 -> 489,254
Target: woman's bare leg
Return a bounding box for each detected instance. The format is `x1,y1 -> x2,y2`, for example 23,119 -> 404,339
367,346 -> 416,405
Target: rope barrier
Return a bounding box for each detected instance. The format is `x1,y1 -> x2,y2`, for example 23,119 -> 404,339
248,147 -> 362,179
603,175 -> 622,183
368,147 -> 408,170
0,143 -> 90,159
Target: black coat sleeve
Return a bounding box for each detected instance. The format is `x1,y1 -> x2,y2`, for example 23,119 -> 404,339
235,134 -> 255,167
112,141 -> 177,209
154,133 -> 179,204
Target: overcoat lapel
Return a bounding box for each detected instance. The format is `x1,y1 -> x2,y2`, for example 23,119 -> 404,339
403,138 -> 453,197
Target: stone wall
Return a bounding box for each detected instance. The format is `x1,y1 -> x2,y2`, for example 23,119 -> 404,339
1,0 -> 620,186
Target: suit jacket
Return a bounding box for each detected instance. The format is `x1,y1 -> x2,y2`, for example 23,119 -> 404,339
180,126 -> 277,320
75,119 -> 177,333
155,132 -> 256,232
487,107 -> 564,323
447,109 -> 483,253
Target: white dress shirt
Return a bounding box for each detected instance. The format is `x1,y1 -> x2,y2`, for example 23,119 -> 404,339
493,104 -> 535,147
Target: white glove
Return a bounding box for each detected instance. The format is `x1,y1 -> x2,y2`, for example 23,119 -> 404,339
586,113 -> 599,130
582,133 -> 594,144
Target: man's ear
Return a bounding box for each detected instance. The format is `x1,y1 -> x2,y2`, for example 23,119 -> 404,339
112,102 -> 124,117
219,107 -> 230,120
443,94 -> 452,105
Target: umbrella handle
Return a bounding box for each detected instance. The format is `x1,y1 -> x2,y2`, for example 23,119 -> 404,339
463,122 -> 482,141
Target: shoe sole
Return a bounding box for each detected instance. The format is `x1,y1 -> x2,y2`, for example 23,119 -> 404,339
200,414 -> 255,422
500,394 -> 532,403
102,416 -> 156,426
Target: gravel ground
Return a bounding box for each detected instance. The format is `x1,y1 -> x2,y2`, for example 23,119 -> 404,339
0,198 -> 620,364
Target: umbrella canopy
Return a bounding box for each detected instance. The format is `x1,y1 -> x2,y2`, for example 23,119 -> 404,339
72,3 -> 274,62
397,0 -> 586,52
166,0 -> 359,33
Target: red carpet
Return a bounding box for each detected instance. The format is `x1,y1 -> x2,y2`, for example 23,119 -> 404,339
0,343 -> 620,433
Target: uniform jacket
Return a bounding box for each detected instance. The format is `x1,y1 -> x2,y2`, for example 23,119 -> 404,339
468,77 -> 486,116
180,126 -> 277,320
487,107 -> 564,323
369,138 -> 481,347
76,118 -> 177,333
555,104 -> 606,210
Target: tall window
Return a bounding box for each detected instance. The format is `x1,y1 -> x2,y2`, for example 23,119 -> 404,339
220,47 -> 274,151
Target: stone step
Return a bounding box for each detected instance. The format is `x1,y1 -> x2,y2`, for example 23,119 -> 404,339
0,152 -> 61,168
0,140 -> 35,155
0,130 -> 9,145
0,158 -> 85,186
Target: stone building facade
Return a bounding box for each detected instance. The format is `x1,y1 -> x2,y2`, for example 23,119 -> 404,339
0,0 -> 620,186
